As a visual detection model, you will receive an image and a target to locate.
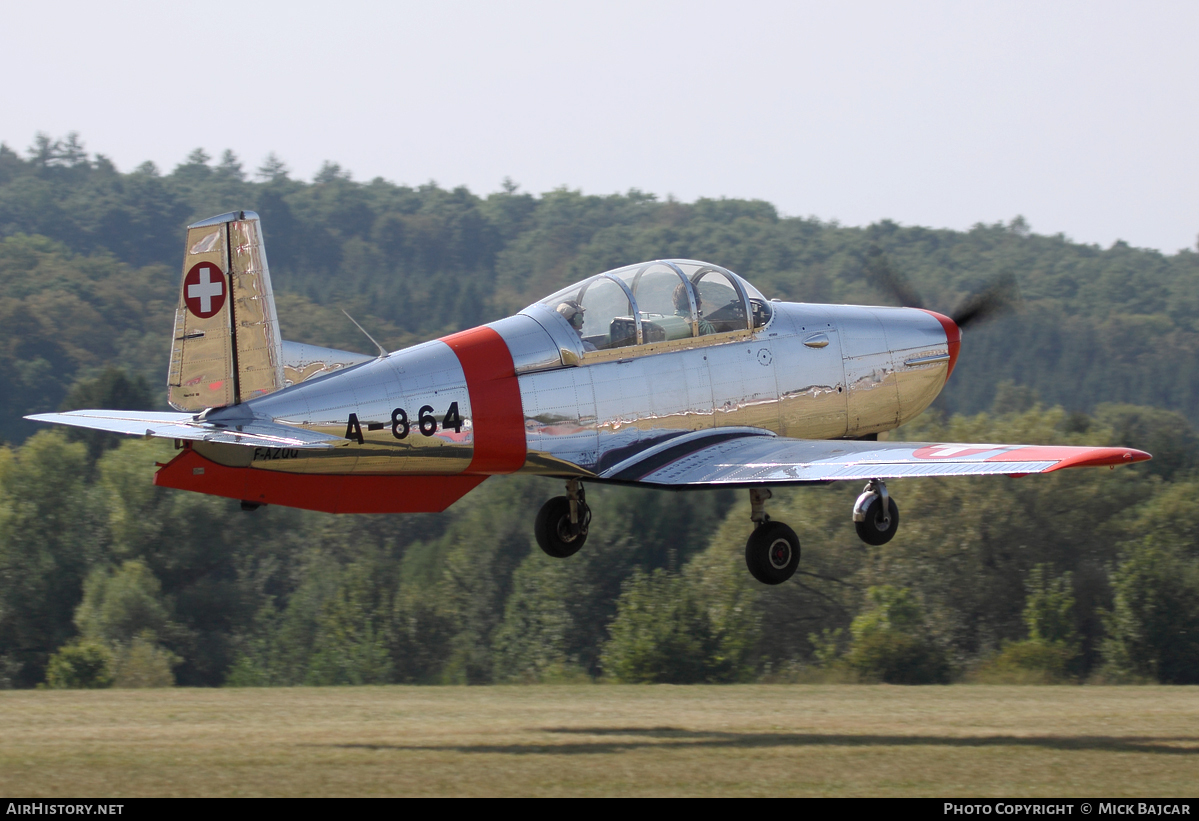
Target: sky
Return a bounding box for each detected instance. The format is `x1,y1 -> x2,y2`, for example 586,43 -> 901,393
2,1 -> 1196,253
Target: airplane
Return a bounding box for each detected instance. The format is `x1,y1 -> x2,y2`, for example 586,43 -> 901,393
27,211 -> 1151,585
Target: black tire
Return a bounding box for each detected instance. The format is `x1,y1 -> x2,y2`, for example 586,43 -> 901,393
854,496 -> 900,546
745,521 -> 801,585
534,496 -> 589,558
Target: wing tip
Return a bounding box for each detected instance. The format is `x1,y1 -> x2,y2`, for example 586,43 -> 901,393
1045,447 -> 1152,472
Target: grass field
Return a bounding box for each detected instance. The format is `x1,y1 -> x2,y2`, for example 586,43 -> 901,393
0,685 -> 1196,797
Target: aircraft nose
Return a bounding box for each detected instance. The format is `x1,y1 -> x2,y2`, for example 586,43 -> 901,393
921,310 -> 961,379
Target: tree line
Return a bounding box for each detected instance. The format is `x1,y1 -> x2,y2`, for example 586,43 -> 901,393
3,132 -> 1198,444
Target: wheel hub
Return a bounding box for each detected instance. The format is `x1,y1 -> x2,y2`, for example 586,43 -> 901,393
768,538 -> 792,569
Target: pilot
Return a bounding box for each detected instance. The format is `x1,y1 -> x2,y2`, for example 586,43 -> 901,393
556,300 -> 597,351
673,283 -> 715,335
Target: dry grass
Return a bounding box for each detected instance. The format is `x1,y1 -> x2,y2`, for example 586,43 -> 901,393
0,685 -> 1196,797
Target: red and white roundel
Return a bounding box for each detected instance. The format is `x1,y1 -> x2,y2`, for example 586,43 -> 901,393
183,263 -> 227,318
912,445 -> 999,460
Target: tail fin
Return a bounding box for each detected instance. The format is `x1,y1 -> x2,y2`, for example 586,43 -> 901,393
167,211 -> 284,411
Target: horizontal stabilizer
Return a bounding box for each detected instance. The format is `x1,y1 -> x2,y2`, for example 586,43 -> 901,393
24,410 -> 341,450
281,339 -> 375,386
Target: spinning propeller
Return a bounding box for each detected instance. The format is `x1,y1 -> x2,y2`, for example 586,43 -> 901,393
863,244 -> 1020,331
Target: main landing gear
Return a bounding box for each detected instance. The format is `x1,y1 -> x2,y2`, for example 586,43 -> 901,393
533,478 -> 901,581
535,478 -> 591,558
853,479 -> 900,546
744,488 -> 801,585
741,480 -> 902,584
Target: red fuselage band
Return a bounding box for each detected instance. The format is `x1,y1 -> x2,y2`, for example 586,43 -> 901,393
441,326 -> 527,474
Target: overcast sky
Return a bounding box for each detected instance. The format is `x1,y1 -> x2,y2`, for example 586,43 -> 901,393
2,1 -> 1196,253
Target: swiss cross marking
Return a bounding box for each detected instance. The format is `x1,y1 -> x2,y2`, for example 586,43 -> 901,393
184,263 -> 227,318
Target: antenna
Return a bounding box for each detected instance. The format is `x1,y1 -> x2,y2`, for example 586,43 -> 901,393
341,309 -> 388,358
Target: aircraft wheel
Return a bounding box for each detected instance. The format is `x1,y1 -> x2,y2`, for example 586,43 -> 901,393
534,496 -> 589,558
854,496 -> 900,546
745,521 -> 801,585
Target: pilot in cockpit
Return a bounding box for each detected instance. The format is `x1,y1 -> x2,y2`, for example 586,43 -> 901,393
556,300 -> 598,351
674,284 -> 715,336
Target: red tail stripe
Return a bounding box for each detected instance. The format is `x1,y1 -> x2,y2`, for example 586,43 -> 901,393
441,326 -> 527,474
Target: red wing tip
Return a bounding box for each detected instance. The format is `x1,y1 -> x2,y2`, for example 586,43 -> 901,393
1084,447 -> 1153,465
984,445 -> 1151,471
1034,447 -> 1152,472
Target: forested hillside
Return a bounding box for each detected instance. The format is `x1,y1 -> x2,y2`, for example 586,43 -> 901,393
3,134 -> 1198,443
1,133 -> 1196,689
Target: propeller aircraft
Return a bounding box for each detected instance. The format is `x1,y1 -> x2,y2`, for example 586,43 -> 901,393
27,211 -> 1151,585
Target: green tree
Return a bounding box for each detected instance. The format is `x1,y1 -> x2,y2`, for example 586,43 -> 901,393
1023,565 -> 1078,646
73,559 -> 181,687
215,150 -> 245,182
256,152 -> 289,182
60,367 -> 153,461
1102,543 -> 1199,684
1093,404 -> 1198,481
390,586 -> 456,684
434,478 -> 542,683
977,565 -> 1079,683
0,432 -> 103,686
844,586 -> 950,684
224,551 -> 342,687
95,438 -> 309,686
600,567 -> 754,684
111,631 -> 177,688
490,484 -> 740,683
44,640 -> 114,689
305,561 -> 393,686
75,559 -> 174,646
492,555 -> 592,682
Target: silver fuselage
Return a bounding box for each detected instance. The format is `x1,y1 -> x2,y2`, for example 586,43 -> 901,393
192,301 -> 952,478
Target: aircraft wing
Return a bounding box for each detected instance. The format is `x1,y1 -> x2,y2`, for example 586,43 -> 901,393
24,410 -> 341,449
598,429 -> 1151,487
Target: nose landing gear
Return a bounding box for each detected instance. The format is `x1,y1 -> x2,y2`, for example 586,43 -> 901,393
534,478 -> 591,558
744,488 -> 801,585
853,479 -> 900,545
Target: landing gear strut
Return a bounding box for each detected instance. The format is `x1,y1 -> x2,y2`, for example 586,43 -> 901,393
853,479 -> 900,545
535,478 -> 591,558
744,487 -> 801,585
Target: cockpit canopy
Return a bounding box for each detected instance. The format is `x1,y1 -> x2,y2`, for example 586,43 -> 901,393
536,260 -> 771,352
